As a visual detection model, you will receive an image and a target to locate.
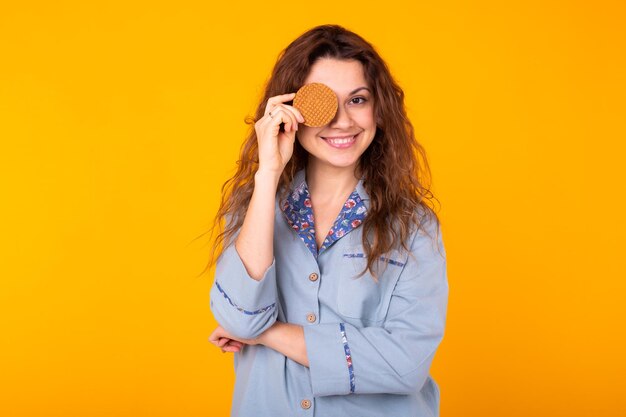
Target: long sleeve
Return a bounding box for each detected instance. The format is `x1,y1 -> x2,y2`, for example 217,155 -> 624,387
209,241 -> 279,340
303,218 -> 449,397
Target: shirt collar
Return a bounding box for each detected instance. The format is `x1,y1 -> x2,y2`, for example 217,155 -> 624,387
281,168 -> 369,258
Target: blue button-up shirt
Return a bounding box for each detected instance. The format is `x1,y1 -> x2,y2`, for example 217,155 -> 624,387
210,168 -> 449,417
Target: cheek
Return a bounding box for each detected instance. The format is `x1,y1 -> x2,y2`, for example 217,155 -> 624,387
297,127 -> 321,143
295,129 -> 316,155
352,109 -> 376,128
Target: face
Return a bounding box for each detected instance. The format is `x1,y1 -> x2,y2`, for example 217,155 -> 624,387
296,58 -> 376,173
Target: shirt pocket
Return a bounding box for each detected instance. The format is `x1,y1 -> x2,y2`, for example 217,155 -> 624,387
337,247 -> 407,325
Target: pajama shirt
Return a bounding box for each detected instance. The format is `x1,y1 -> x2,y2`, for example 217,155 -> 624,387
210,168 -> 449,417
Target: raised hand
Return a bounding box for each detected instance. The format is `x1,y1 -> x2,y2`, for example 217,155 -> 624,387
254,93 -> 305,174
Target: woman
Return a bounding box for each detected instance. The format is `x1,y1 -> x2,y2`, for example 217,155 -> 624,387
208,24 -> 448,417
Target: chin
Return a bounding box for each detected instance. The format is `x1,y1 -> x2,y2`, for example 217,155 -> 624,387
323,156 -> 360,169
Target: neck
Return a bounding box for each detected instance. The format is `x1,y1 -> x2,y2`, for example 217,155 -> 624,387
305,160 -> 361,203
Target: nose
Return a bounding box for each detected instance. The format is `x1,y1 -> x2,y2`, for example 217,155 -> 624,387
328,102 -> 353,129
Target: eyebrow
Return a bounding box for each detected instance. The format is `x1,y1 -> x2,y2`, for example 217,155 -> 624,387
349,87 -> 371,95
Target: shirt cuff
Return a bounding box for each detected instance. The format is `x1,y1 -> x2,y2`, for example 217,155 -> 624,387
213,243 -> 277,316
303,323 -> 353,397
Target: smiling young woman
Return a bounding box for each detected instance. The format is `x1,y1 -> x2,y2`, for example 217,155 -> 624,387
296,58 -> 377,173
206,24 -> 448,417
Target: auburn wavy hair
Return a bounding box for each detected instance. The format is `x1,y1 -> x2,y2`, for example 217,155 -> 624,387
201,24 -> 441,281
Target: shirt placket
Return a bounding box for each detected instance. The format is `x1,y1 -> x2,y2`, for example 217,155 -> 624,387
280,177 -> 368,414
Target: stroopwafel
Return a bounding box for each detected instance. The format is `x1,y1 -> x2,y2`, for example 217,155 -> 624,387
293,83 -> 338,127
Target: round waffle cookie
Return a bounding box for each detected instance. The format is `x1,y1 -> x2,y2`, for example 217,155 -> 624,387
293,83 -> 338,127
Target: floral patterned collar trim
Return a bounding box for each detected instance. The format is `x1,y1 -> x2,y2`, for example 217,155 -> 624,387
280,169 -> 368,259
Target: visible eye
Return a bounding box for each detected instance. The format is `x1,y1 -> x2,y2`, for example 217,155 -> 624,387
349,96 -> 367,105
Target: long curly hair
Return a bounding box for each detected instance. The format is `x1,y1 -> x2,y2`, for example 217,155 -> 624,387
201,24 -> 441,281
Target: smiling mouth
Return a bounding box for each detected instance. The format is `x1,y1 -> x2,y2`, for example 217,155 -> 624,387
321,133 -> 359,148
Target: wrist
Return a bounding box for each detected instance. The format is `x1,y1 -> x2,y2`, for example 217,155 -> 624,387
255,168 -> 282,186
257,321 -> 281,346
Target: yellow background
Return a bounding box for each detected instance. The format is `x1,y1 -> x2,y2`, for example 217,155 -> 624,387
1,1 -> 624,416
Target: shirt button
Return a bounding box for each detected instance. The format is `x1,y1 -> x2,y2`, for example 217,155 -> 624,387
306,313 -> 316,323
308,272 -> 319,282
300,399 -> 311,409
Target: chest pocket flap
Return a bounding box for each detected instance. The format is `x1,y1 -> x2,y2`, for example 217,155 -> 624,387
337,247 -> 408,325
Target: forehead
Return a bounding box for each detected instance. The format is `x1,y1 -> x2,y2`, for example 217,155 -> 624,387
303,58 -> 369,97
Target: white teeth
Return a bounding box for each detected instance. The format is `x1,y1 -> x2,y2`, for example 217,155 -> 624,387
325,136 -> 355,144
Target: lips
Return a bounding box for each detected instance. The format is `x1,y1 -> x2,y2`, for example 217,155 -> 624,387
321,132 -> 359,149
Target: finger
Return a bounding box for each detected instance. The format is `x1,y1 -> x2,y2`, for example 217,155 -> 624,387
264,93 -> 296,115
208,333 -> 220,344
265,93 -> 297,113
274,104 -> 301,129
261,103 -> 297,126
222,344 -> 241,353
227,340 -> 244,348
274,107 -> 296,132
268,106 -> 297,132
219,337 -> 233,347
208,326 -> 225,343
209,333 -> 227,345
277,103 -> 305,124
